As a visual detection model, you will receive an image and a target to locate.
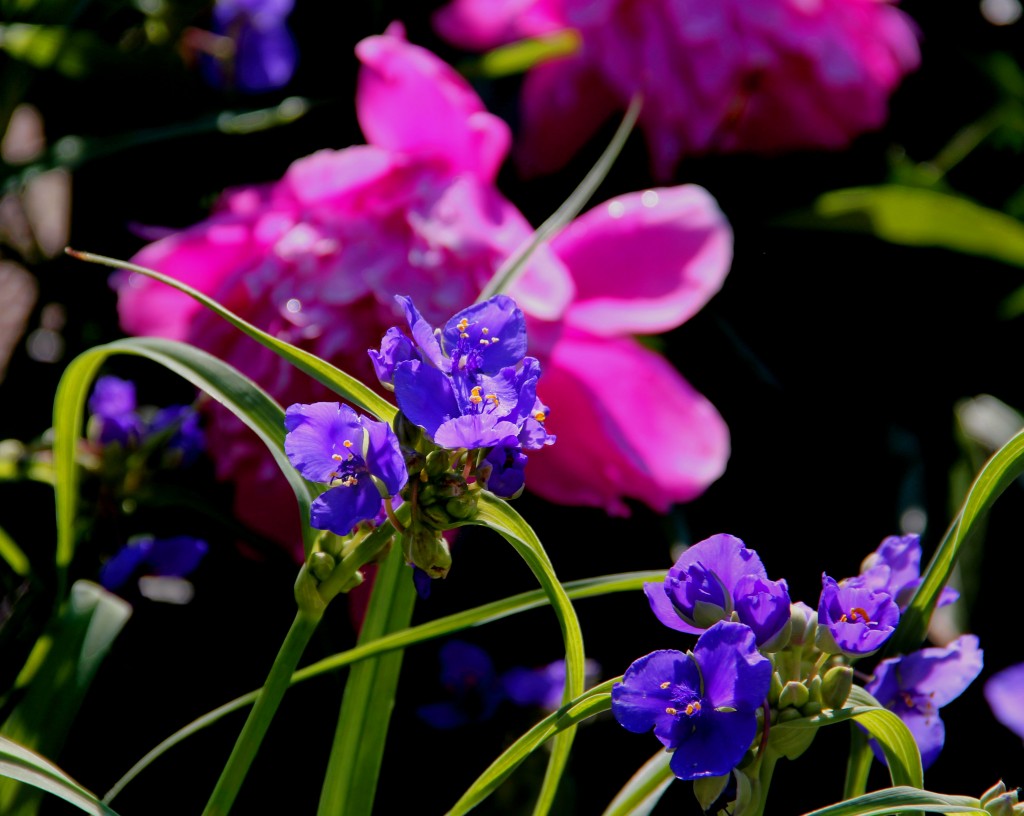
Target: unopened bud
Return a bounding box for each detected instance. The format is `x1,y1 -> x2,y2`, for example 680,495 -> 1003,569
393,411 -> 424,449
821,665 -> 854,710
309,551 -> 336,583
779,681 -> 809,710
425,449 -> 452,477
788,601 -> 817,648
982,782 -> 1009,806
768,671 -> 784,706
405,525 -> 452,579
446,493 -> 478,520
419,502 -> 451,529
806,674 -> 823,704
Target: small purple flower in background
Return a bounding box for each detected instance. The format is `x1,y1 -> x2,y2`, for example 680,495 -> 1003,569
100,535 -> 208,594
284,402 -> 407,536
150,405 -> 206,465
644,534 -> 791,649
503,657 -> 601,712
417,640 -> 505,729
865,635 -> 983,769
612,621 -> 771,780
203,0 -> 297,93
847,534 -> 959,611
88,376 -> 145,446
816,574 -> 899,657
985,662 -> 1024,742
434,0 -> 920,178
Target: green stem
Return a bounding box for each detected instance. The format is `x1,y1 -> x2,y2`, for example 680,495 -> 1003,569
201,605 -> 323,816
316,541 -> 416,815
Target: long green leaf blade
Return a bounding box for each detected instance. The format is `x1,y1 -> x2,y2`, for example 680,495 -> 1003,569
65,250 -> 395,422
0,736 -> 120,816
601,750 -> 674,816
801,786 -> 985,816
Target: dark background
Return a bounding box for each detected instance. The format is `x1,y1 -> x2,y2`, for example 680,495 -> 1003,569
2,1 -> 1023,813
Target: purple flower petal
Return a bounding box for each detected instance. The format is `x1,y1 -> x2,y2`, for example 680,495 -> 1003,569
394,360 -> 459,435
309,476 -> 383,536
669,708 -> 758,781
363,416 -> 408,496
442,295 -> 528,373
433,415 -> 520,450
985,663 -> 1024,741
284,402 -> 365,484
693,621 -> 772,712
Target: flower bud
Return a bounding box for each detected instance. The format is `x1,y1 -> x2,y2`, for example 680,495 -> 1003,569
779,681 -> 810,710
821,665 -> 854,710
446,494 -> 478,520
308,551 -> 336,583
777,708 -> 803,723
405,524 -> 452,579
419,502 -> 452,529
693,773 -> 734,815
806,674 -> 823,704
393,411 -> 424,450
787,601 -> 817,649
425,448 -> 453,477
768,671 -> 784,706
985,791 -> 1023,816
982,782 -> 1009,806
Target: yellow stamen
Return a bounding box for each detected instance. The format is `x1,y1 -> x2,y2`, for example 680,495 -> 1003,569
339,475 -> 358,487
660,681 -> 671,690
840,607 -> 871,624
460,332 -> 469,339
481,327 -> 489,335
343,440 -> 353,448
486,393 -> 499,406
685,702 -> 701,716
665,707 -> 678,715
533,411 -> 547,422
469,386 -> 483,404
331,453 -> 344,461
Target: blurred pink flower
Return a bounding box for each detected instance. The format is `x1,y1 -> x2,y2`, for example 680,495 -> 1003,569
116,24 -> 731,555
434,0 -> 920,178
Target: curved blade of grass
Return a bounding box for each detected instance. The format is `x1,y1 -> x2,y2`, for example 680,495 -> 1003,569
0,523 -> 29,577
843,723 -> 873,800
446,680 -> 617,816
776,687 -> 922,790
53,337 -> 320,593
104,569 -> 659,805
801,786 -> 984,816
476,94 -> 642,302
0,736 -> 119,816
889,425 -> 1024,656
64,249 -> 395,423
452,493 -> 586,815
600,750 -> 673,816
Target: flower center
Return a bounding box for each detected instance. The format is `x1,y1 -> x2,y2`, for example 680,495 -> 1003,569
840,607 -> 871,624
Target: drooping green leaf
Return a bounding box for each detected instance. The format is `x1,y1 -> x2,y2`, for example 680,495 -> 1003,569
462,30 -> 581,79
64,250 -> 395,423
601,750 -> 674,816
104,570 -> 662,804
775,686 -> 922,790
0,581 -> 131,815
780,185 -> 1024,267
52,337 -> 320,593
801,786 -> 985,816
446,681 -> 617,816
889,425 -> 1024,655
0,736 -> 120,816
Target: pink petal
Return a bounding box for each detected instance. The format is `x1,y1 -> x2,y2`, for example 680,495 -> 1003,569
433,0 -> 568,51
553,185 -> 732,337
118,218 -> 259,340
528,331 -> 729,513
283,146 -> 399,210
355,23 -> 511,182
515,52 -> 618,178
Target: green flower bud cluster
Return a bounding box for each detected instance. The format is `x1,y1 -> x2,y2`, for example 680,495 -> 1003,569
982,782 -> 1024,815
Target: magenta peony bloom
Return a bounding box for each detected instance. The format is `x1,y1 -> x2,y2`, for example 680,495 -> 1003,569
434,0 -> 921,178
115,25 -> 731,555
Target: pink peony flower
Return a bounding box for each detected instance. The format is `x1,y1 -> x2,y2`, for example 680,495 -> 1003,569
116,24 -> 731,556
434,0 -> 921,178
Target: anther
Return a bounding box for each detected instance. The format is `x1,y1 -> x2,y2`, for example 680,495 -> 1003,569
840,607 -> 871,624
332,453 -> 344,461
533,411 -> 547,422
481,327 -> 489,335
685,702 -> 701,716
485,394 -> 499,406
660,681 -> 671,689
665,707 -> 679,715
469,386 -> 483,404
343,440 -> 353,448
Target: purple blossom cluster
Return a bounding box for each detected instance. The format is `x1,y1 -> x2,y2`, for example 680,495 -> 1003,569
613,531 -> 983,792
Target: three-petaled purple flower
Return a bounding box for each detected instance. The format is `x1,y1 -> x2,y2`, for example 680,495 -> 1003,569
865,634 -> 983,769
846,534 -> 959,611
371,294 -> 554,498
612,621 -> 771,780
644,534 -> 791,650
203,0 -> 298,93
816,574 -> 899,657
284,402 -> 407,536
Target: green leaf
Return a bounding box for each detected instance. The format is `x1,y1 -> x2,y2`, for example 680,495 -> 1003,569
889,425 -> 1024,655
447,682 -> 617,816
775,686 -> 922,790
801,786 -> 985,816
104,570 -> 659,804
0,523 -> 29,577
462,30 -> 581,79
781,185 -> 1024,267
316,542 -> 416,816
0,581 -> 131,815
601,750 -> 674,816
0,736 -> 120,816
52,337 -> 320,593
449,493 -> 587,815
64,250 -> 395,423
843,723 -> 873,800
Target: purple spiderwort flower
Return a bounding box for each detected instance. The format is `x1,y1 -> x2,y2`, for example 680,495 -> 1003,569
284,402 -> 407,536
816,574 -> 899,657
503,657 -> 601,712
612,621 -> 771,780
866,634 -> 983,769
644,534 -> 791,649
203,0 -> 298,93
89,376 -> 145,446
847,534 -> 959,611
417,640 -> 505,729
100,535 -> 208,593
985,662 -> 1024,742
